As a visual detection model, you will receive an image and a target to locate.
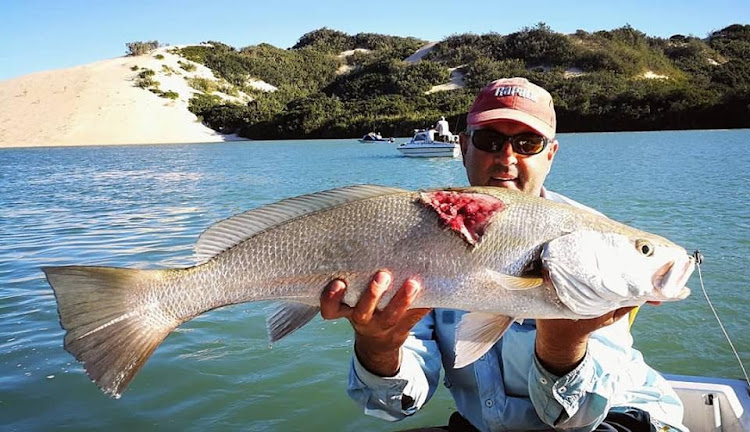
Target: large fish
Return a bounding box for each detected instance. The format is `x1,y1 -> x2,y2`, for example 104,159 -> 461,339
42,185 -> 695,398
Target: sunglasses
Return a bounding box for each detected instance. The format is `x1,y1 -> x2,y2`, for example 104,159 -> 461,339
470,129 -> 549,155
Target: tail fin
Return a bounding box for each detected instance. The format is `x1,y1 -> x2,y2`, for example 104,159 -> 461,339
42,266 -> 179,398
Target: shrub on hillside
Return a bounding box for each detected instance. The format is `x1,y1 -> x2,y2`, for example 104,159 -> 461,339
178,60 -> 197,72
135,77 -> 159,89
504,23 -> 575,66
126,41 -> 160,56
186,77 -> 219,93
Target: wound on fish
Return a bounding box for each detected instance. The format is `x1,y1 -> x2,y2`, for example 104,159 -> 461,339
420,191 -> 506,245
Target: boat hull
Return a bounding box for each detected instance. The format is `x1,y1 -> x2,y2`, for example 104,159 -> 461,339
397,144 -> 460,158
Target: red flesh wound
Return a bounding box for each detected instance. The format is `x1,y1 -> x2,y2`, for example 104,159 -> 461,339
421,191 -> 506,244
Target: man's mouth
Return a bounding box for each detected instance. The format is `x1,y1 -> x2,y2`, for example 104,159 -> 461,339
489,175 -> 517,186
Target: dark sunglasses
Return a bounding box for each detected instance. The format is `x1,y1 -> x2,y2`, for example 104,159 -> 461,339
470,129 -> 549,155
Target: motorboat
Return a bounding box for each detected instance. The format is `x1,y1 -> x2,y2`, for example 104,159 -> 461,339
397,129 -> 460,158
359,132 -> 394,143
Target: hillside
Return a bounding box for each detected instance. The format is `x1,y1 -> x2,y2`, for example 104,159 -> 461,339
1,24 -> 748,147
183,24 -> 750,139
0,45 -> 255,147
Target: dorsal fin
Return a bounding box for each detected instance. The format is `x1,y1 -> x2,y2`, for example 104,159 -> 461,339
194,185 -> 408,263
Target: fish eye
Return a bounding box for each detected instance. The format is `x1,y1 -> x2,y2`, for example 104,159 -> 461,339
636,240 -> 654,257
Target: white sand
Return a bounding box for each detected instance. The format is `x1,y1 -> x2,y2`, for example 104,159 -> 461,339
403,42 -> 437,64
427,66 -> 466,94
0,45 -> 270,148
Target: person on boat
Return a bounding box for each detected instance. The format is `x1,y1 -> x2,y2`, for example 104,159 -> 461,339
320,77 -> 686,432
436,116 -> 452,142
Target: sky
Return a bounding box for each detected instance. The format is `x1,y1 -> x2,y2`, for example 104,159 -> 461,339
1,0 -> 748,81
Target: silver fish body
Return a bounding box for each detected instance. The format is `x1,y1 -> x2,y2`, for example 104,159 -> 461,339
42,185 -> 694,397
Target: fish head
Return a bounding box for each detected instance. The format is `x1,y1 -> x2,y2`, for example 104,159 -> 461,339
541,230 -> 694,317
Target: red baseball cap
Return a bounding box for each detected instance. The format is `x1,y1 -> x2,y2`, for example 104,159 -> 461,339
467,77 -> 556,139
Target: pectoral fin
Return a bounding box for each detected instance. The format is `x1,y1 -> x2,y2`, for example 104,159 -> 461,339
265,302 -> 320,343
454,312 -> 515,369
486,269 -> 544,290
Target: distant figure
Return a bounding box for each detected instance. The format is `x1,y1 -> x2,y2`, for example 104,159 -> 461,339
436,116 -> 451,142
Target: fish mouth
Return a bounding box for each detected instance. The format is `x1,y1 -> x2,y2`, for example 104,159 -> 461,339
653,255 -> 695,299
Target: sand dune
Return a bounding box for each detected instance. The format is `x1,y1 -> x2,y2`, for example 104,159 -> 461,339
0,46 -> 253,148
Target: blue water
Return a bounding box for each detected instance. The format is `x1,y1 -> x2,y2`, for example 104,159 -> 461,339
1,130 -> 748,431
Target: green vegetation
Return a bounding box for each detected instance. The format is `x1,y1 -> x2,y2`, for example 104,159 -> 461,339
134,68 -> 159,89
174,25 -> 749,138
178,60 -> 197,72
161,64 -> 179,75
186,76 -> 219,93
154,54 -> 165,60
130,65 -> 139,71
126,41 -> 160,56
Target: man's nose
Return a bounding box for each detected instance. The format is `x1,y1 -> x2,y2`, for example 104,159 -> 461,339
493,141 -> 517,165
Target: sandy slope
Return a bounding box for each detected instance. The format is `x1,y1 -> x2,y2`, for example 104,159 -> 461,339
0,46 -> 255,148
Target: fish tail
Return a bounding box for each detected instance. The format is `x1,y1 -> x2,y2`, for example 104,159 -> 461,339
42,265 -> 179,398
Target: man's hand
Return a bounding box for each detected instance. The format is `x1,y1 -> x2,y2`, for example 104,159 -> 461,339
320,270 -> 431,377
535,307 -> 636,376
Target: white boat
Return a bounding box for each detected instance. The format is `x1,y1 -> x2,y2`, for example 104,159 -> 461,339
358,132 -> 394,143
397,129 -> 460,158
666,374 -> 750,431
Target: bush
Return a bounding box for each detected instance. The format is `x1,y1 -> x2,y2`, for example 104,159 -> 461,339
161,90 -> 179,100
135,77 -> 159,89
126,41 -> 160,56
504,23 -> 575,66
138,69 -> 155,78
186,77 -> 219,93
154,54 -> 165,60
130,65 -> 139,71
161,64 -> 178,75
188,93 -> 224,113
178,60 -> 197,72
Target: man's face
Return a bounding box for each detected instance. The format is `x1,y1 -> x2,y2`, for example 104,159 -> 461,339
460,120 -> 558,196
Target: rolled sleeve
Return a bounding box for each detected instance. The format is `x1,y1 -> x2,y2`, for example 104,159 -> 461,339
346,313 -> 442,421
529,350 -> 610,431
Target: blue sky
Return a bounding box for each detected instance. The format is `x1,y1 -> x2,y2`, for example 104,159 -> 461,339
1,0 -> 748,81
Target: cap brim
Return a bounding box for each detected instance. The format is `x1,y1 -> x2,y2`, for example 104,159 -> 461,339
468,108 -> 554,139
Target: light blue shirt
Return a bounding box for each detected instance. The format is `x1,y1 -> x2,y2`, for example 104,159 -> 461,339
346,190 -> 686,432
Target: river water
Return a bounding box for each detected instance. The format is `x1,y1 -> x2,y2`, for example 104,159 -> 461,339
1,129 -> 748,431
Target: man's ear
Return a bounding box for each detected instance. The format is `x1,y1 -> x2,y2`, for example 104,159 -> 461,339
459,131 -> 469,160
547,139 -> 559,162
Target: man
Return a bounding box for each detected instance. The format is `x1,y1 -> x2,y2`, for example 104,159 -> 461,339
436,116 -> 452,142
320,78 -> 686,431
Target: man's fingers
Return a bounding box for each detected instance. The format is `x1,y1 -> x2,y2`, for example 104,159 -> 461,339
394,308 -> 432,335
611,306 -> 636,323
380,278 -> 422,328
320,279 -> 352,320
352,270 -> 392,325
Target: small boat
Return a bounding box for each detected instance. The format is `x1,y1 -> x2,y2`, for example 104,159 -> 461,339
358,132 -> 394,143
397,129 -> 460,158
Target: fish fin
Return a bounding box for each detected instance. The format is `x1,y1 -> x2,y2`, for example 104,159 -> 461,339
265,301 -> 320,343
486,270 -> 544,290
453,312 -> 515,369
194,185 -> 408,263
42,266 -> 179,398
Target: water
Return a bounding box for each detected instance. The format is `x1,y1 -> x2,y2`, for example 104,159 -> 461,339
1,130 -> 748,431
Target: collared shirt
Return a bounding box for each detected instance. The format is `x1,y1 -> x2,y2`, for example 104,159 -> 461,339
347,189 -> 687,432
